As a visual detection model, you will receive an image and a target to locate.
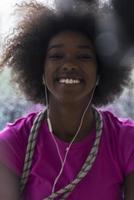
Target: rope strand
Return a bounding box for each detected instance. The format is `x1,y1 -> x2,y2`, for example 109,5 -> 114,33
20,108 -> 46,192
20,108 -> 103,200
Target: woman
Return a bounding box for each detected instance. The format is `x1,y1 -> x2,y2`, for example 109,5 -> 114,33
0,1 -> 134,200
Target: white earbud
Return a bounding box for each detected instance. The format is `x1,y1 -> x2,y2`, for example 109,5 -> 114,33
42,75 -> 46,85
96,76 -> 100,86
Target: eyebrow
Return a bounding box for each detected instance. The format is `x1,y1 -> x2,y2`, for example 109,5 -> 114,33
47,44 -> 94,52
47,44 -> 64,51
77,44 -> 93,49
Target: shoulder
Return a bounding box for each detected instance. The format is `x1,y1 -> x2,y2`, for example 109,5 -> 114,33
100,109 -> 134,148
100,110 -> 134,175
0,110 -> 41,146
0,112 -> 40,139
0,111 -> 45,176
6,111 -> 39,130
100,110 -> 134,134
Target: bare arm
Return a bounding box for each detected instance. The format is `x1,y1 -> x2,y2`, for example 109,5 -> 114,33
124,171 -> 134,200
0,163 -> 20,200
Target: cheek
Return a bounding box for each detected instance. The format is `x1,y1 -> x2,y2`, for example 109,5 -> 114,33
44,62 -> 52,78
84,64 -> 97,77
43,63 -> 56,90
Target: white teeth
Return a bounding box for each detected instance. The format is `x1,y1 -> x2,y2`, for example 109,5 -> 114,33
59,78 -> 80,84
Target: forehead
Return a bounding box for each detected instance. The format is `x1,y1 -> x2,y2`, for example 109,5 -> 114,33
47,30 -> 94,48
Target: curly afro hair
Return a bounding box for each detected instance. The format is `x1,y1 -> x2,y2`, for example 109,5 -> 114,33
0,0 -> 132,106
112,0 -> 134,44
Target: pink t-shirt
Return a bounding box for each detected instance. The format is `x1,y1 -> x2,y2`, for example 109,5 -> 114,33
0,110 -> 134,200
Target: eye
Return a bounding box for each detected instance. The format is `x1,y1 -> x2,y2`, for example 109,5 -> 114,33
48,53 -> 64,60
77,54 -> 95,60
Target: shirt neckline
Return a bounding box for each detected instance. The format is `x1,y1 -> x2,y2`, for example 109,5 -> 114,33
44,121 -> 96,150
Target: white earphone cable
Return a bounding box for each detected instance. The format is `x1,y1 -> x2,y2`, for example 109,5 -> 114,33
43,75 -> 98,194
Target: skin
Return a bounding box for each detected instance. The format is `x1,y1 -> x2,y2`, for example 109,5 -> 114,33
0,163 -> 19,200
44,31 -> 98,142
124,172 -> 134,200
0,30 -> 134,200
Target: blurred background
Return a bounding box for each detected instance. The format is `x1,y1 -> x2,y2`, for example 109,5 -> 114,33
0,0 -> 134,130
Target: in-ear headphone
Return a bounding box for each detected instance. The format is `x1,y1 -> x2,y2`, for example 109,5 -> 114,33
95,76 -> 100,86
42,75 -> 46,85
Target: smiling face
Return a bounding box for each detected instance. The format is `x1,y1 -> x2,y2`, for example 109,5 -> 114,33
44,31 -> 97,104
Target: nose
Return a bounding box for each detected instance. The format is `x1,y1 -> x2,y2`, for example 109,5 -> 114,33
62,62 -> 79,72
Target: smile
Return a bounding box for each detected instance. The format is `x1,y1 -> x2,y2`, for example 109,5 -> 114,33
58,78 -> 80,84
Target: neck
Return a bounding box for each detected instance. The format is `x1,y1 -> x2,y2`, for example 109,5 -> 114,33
47,98 -> 95,142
